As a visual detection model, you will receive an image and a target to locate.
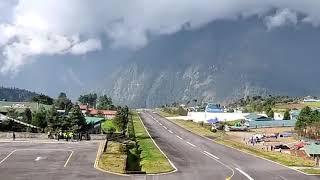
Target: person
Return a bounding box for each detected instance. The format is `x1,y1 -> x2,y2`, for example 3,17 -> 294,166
59,131 -> 63,141
70,132 -> 74,141
47,131 -> 51,139
12,131 -> 15,141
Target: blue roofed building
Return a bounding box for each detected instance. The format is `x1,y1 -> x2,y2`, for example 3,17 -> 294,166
205,103 -> 223,113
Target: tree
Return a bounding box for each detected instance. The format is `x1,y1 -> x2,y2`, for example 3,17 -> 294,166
32,94 -> 54,105
113,106 -> 129,132
267,109 -> 274,118
283,110 -> 291,120
295,106 -> 312,136
7,107 -> 18,119
32,107 -> 47,130
54,92 -> 72,111
22,108 -> 32,124
69,105 -> 87,132
78,93 -> 97,107
177,107 -> 188,116
46,106 -> 60,131
97,95 -> 114,110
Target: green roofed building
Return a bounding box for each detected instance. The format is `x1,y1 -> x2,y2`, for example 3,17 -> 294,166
85,117 -> 105,125
85,117 -> 105,134
305,143 -> 320,166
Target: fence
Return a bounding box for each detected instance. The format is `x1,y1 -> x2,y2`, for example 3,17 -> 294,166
249,119 -> 297,129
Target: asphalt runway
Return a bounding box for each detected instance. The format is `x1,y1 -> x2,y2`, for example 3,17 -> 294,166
139,110 -> 320,180
1,112 -> 319,180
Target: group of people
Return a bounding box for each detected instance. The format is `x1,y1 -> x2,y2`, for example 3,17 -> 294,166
47,131 -> 90,141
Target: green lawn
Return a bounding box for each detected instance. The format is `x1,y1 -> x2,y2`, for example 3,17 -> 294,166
99,141 -> 127,173
132,111 -> 174,173
298,168 -> 320,175
101,120 -> 120,133
157,110 -> 179,117
167,118 -> 316,168
167,119 -> 224,139
303,102 -> 320,108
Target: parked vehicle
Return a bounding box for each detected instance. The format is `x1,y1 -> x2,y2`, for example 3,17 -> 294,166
274,144 -> 290,150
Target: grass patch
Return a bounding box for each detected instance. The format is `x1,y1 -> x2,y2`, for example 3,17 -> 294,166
168,118 -> 315,168
304,102 -> 320,108
132,111 -> 174,173
157,110 -> 179,117
101,120 -> 120,133
99,141 -> 127,173
298,168 -> 320,175
168,119 -> 224,139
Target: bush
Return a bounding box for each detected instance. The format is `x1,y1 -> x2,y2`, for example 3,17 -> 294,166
210,128 -> 217,133
177,107 -> 188,116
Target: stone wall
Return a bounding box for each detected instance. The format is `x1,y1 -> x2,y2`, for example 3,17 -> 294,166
0,132 -> 107,140
0,132 -> 47,139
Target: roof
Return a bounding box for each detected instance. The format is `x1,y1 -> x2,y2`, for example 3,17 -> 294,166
245,113 -> 267,120
100,110 -> 117,115
88,109 -> 117,116
89,109 -> 99,115
79,104 -> 88,110
305,143 -> 320,155
85,117 -> 104,124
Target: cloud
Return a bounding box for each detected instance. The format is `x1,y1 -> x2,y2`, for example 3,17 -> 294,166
70,39 -> 102,55
1,0 -> 320,73
265,9 -> 298,30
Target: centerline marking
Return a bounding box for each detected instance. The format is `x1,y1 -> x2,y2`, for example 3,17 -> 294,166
168,130 -> 173,134
203,151 -> 219,159
163,126 -> 168,130
236,168 -> 254,180
35,156 -> 43,161
186,141 -> 196,147
176,135 -> 183,140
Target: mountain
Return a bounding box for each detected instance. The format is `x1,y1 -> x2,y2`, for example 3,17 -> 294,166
1,17 -> 320,107
108,18 -> 320,107
0,87 -> 40,102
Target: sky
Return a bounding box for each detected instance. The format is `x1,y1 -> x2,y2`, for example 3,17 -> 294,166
0,0 -> 320,75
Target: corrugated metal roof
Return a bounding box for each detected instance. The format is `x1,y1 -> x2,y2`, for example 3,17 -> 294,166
305,143 -> 320,155
85,117 -> 104,124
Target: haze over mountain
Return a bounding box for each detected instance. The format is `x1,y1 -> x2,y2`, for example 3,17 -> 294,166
1,1 -> 320,107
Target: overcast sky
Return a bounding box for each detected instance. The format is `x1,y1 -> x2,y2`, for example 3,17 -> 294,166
0,0 -> 320,74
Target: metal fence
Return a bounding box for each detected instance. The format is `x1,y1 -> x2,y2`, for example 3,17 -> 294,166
249,119 -> 297,128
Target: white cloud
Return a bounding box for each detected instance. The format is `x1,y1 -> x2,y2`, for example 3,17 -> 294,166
265,9 -> 298,30
1,0 -> 320,73
70,39 -> 102,55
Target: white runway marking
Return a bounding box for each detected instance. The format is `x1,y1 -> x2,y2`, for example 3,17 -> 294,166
236,168 -> 254,180
186,141 -> 196,147
64,150 -> 74,167
0,150 -> 16,164
203,151 -> 219,159
176,135 -> 183,140
163,126 -> 168,130
35,156 -> 43,161
168,130 -> 173,134
159,123 -> 162,126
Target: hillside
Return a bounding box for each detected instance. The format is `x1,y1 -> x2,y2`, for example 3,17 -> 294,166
107,19 -> 320,108
0,87 -> 40,102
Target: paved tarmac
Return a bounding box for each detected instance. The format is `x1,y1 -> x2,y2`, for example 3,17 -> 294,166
0,111 -> 319,180
0,141 -> 127,180
139,110 -> 320,180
